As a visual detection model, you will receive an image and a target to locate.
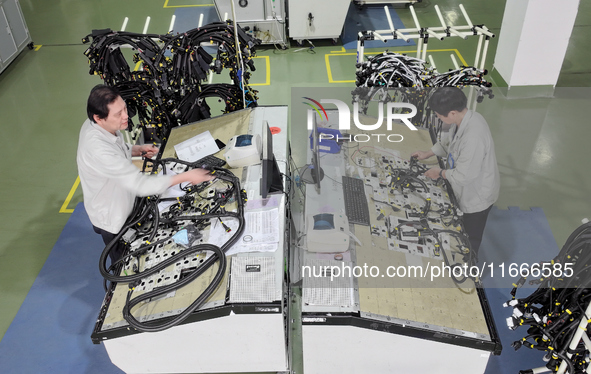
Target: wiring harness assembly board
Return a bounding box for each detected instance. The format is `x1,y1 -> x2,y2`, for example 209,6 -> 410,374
92,160 -> 248,338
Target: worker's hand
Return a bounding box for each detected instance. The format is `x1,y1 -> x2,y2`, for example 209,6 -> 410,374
132,144 -> 159,158
139,144 -> 159,158
411,150 -> 433,160
424,167 -> 441,180
184,168 -> 214,185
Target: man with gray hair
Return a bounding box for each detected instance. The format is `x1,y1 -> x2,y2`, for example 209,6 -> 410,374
77,84 -> 212,264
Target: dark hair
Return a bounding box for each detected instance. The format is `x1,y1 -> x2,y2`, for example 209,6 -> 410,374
87,84 -> 121,122
428,87 -> 467,117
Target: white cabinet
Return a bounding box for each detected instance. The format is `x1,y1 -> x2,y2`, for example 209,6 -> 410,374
0,0 -> 32,75
214,0 -> 287,46
288,0 -> 351,43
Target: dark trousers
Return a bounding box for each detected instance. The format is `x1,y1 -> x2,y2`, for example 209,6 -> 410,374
463,205 -> 493,260
93,225 -> 124,266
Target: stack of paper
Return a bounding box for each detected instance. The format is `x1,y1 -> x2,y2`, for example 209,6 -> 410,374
208,209 -> 280,256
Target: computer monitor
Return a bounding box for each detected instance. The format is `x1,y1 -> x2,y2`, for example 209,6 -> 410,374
301,109 -> 324,194
260,121 -> 283,198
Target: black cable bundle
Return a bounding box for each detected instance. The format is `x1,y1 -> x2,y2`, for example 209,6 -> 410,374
427,66 -> 491,88
379,157 -> 473,284
355,52 -> 428,88
172,83 -> 258,124
82,21 -> 261,141
98,163 -> 247,332
83,29 -> 162,86
114,80 -> 175,143
353,52 -> 494,122
504,221 -> 591,374
354,52 -> 492,90
157,21 -> 259,88
426,66 -> 494,103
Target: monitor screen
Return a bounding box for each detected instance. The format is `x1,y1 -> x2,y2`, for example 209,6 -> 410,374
301,109 -> 324,194
311,110 -> 322,194
260,121 -> 283,198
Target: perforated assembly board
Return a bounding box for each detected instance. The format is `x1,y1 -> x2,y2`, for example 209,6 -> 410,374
94,106 -> 291,374
229,256 -> 279,303
98,107 -> 289,334
302,111 -> 492,343
102,254 -> 230,330
97,176 -> 238,330
353,119 -> 490,339
351,141 -> 490,339
302,259 -> 355,309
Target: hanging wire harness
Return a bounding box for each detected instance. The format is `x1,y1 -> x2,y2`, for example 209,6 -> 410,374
352,52 -> 494,128
82,21 -> 261,143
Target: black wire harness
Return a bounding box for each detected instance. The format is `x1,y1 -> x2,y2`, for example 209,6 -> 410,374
504,221 -> 591,374
352,52 -> 495,128
371,154 -> 472,286
97,162 -> 247,332
386,157 -> 476,285
82,22 -> 261,143
354,52 -> 493,90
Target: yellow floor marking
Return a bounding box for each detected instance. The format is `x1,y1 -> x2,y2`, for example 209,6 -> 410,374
453,49 -> 468,66
164,0 -> 213,7
34,45 -> 42,51
59,176 -> 80,214
330,47 -> 347,53
250,56 -> 270,86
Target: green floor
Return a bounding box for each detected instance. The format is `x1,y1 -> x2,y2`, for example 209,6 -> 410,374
1,0 -> 591,372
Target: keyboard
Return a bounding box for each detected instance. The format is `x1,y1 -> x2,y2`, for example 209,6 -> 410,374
193,155 -> 227,169
342,176 -> 371,226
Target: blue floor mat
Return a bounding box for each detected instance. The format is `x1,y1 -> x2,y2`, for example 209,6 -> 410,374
342,3 -> 416,50
481,207 -> 560,374
0,205 -> 561,374
0,203 -> 123,374
480,207 -> 559,289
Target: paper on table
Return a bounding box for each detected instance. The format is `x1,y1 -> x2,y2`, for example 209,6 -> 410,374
242,209 -> 280,244
245,195 -> 281,210
226,243 -> 277,257
207,209 -> 280,256
174,130 -> 219,162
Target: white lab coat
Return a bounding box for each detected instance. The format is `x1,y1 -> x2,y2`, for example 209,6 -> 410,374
76,119 -> 171,233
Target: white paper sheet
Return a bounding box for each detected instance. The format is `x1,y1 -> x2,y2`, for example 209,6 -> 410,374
173,130 -> 219,162
207,209 -> 280,256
